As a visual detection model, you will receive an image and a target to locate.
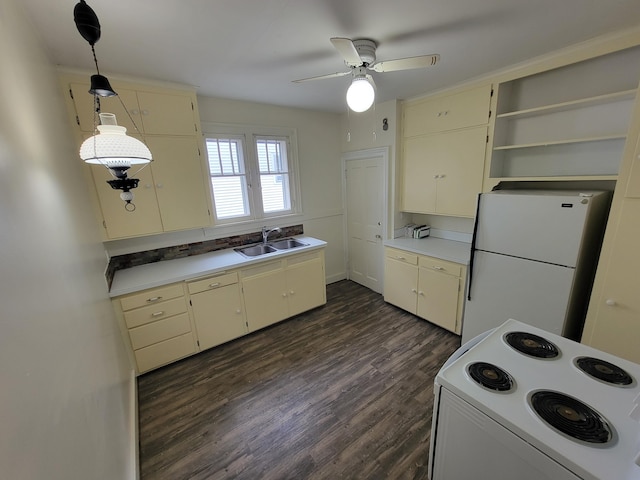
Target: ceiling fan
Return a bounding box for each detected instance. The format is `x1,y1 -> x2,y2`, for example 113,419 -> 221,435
293,37 -> 440,112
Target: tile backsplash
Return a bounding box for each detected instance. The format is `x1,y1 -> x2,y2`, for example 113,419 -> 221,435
105,224 -> 304,288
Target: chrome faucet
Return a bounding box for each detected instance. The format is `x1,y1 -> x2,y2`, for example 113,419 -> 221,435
262,226 -> 281,244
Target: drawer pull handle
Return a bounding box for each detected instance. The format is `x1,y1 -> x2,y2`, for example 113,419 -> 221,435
209,282 -> 221,288
151,311 -> 165,317
147,296 -> 163,303
396,256 -> 406,260
433,266 -> 444,271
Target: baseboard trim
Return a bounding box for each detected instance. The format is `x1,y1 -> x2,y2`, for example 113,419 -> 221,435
326,272 -> 347,284
129,369 -> 139,480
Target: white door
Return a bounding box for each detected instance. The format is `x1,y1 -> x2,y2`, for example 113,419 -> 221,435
345,150 -> 386,293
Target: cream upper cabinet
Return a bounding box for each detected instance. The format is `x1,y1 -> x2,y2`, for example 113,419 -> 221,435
145,136 -> 210,232
403,84 -> 492,136
61,74 -> 212,240
187,272 -> 247,351
241,250 -> 326,332
69,84 -> 197,135
402,126 -> 487,217
383,247 -> 465,334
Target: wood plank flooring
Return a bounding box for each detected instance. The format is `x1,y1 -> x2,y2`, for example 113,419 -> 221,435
137,280 -> 460,480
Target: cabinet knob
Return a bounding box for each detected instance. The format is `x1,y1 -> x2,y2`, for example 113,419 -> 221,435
236,309 -> 241,314
141,109 -> 150,116
605,299 -> 617,306
282,293 -> 287,298
411,288 -> 417,294
144,184 -> 152,189
289,290 -> 295,295
130,109 -> 139,116
418,291 -> 425,296
156,183 -> 163,188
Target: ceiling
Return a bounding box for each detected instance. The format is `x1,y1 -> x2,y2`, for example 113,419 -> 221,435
20,0 -> 640,113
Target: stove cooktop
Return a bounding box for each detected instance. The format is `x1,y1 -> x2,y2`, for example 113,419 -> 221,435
437,319 -> 640,480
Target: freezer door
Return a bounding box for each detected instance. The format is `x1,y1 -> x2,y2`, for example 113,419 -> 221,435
462,251 -> 575,343
475,191 -> 591,267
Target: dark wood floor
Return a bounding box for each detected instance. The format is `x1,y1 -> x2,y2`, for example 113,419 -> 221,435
137,280 -> 460,480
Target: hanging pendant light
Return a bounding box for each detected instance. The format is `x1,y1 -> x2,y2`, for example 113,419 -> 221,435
73,0 -> 152,211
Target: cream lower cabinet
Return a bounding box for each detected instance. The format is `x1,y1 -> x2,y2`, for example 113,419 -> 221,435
116,283 -> 198,374
241,250 -> 326,331
384,247 -> 465,334
187,271 -> 247,351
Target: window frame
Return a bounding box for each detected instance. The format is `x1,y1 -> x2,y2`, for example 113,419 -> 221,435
203,123 -> 302,226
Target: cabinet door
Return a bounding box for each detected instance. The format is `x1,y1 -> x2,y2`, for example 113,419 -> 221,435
242,264 -> 288,331
136,91 -> 197,135
190,283 -> 246,351
383,258 -> 418,314
582,199 -> 640,363
146,136 -> 211,231
402,135 -> 438,213
70,83 -> 143,133
403,84 -> 491,136
417,268 -> 460,333
435,126 -> 487,217
90,163 -> 163,239
286,256 -> 326,317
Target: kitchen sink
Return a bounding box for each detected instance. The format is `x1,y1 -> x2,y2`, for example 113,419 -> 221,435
235,244 -> 277,257
235,238 -> 308,258
270,238 -> 307,250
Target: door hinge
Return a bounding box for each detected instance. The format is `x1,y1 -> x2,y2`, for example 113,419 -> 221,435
102,220 -> 107,230
197,340 -> 200,347
488,110 -> 492,119
191,101 -> 194,111
490,88 -> 494,97
76,115 -> 80,126
486,135 -> 489,143
69,88 -> 74,100
189,299 -> 192,306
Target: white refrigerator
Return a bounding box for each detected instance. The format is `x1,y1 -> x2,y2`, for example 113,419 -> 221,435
461,190 -> 610,344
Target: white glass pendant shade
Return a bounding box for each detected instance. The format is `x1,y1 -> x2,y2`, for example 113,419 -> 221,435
80,123 -> 152,166
346,77 -> 375,112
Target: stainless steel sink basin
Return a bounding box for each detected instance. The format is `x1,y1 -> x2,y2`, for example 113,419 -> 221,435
270,238 -> 307,250
235,244 -> 277,257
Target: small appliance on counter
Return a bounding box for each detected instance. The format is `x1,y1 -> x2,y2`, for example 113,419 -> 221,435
404,224 -> 430,239
429,319 -> 640,480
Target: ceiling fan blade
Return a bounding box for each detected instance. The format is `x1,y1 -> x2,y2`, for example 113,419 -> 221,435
292,71 -> 351,83
330,37 -> 362,66
371,54 -> 440,73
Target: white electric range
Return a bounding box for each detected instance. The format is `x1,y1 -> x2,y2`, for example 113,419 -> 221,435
428,319 -> 640,480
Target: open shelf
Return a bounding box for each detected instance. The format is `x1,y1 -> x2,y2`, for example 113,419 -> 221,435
493,135 -> 628,151
496,90 -> 637,120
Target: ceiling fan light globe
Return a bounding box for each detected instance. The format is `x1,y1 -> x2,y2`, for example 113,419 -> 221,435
346,77 -> 375,112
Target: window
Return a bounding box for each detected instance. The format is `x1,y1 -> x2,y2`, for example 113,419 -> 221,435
204,125 -> 299,224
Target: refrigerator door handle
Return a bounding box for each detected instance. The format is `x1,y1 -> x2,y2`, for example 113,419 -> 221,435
467,192 -> 483,301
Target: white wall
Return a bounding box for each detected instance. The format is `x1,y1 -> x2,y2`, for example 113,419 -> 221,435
107,96 -> 348,283
0,1 -> 135,478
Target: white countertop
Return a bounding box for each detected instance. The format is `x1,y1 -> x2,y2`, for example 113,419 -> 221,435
109,236 -> 327,297
384,236 -> 471,264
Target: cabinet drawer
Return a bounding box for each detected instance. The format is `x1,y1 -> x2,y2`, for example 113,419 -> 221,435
188,271 -> 238,294
128,312 -> 191,350
385,247 -> 418,265
119,283 -> 185,311
419,256 -> 462,277
123,296 -> 188,329
134,332 -> 196,373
